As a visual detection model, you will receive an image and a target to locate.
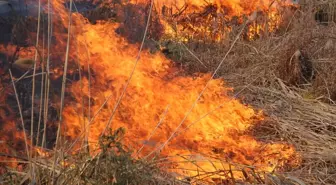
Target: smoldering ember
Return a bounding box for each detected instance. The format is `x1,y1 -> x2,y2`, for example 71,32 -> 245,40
0,0 -> 335,185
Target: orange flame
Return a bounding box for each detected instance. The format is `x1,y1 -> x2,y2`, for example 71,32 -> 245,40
132,0 -> 272,15
127,0 -> 294,40
59,19 -> 299,178
0,0 -> 300,180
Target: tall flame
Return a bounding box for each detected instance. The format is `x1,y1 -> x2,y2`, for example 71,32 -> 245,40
59,0 -> 298,178
0,0 -> 299,180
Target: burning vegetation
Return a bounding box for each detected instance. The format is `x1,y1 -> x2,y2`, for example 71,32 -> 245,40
0,0 -> 336,184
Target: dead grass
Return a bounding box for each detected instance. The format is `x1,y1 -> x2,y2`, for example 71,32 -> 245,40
160,3 -> 336,184
1,0 -> 336,184
0,128 -> 181,185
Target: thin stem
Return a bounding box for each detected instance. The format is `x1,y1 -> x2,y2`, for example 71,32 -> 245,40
101,0 -> 155,136
42,0 -> 53,148
51,0 -> 73,182
30,0 -> 41,180
72,1 -> 91,153
9,69 -> 30,163
36,14 -> 46,147
153,20 -> 250,154
137,105 -> 170,156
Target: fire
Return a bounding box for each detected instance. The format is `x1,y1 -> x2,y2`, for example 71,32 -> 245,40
0,0 -> 300,181
60,20 -> 298,179
132,0 -> 271,15
0,120 -> 27,173
127,0 -> 293,41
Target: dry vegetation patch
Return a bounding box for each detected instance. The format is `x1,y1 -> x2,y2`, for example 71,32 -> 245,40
1,0 -> 336,184
160,4 -> 336,184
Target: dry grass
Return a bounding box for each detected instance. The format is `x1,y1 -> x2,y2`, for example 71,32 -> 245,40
1,0 -> 336,184
0,128 -> 181,185
160,3 -> 336,184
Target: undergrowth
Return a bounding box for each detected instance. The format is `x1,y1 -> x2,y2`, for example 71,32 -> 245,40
1,0 -> 336,184
1,128 -> 179,185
